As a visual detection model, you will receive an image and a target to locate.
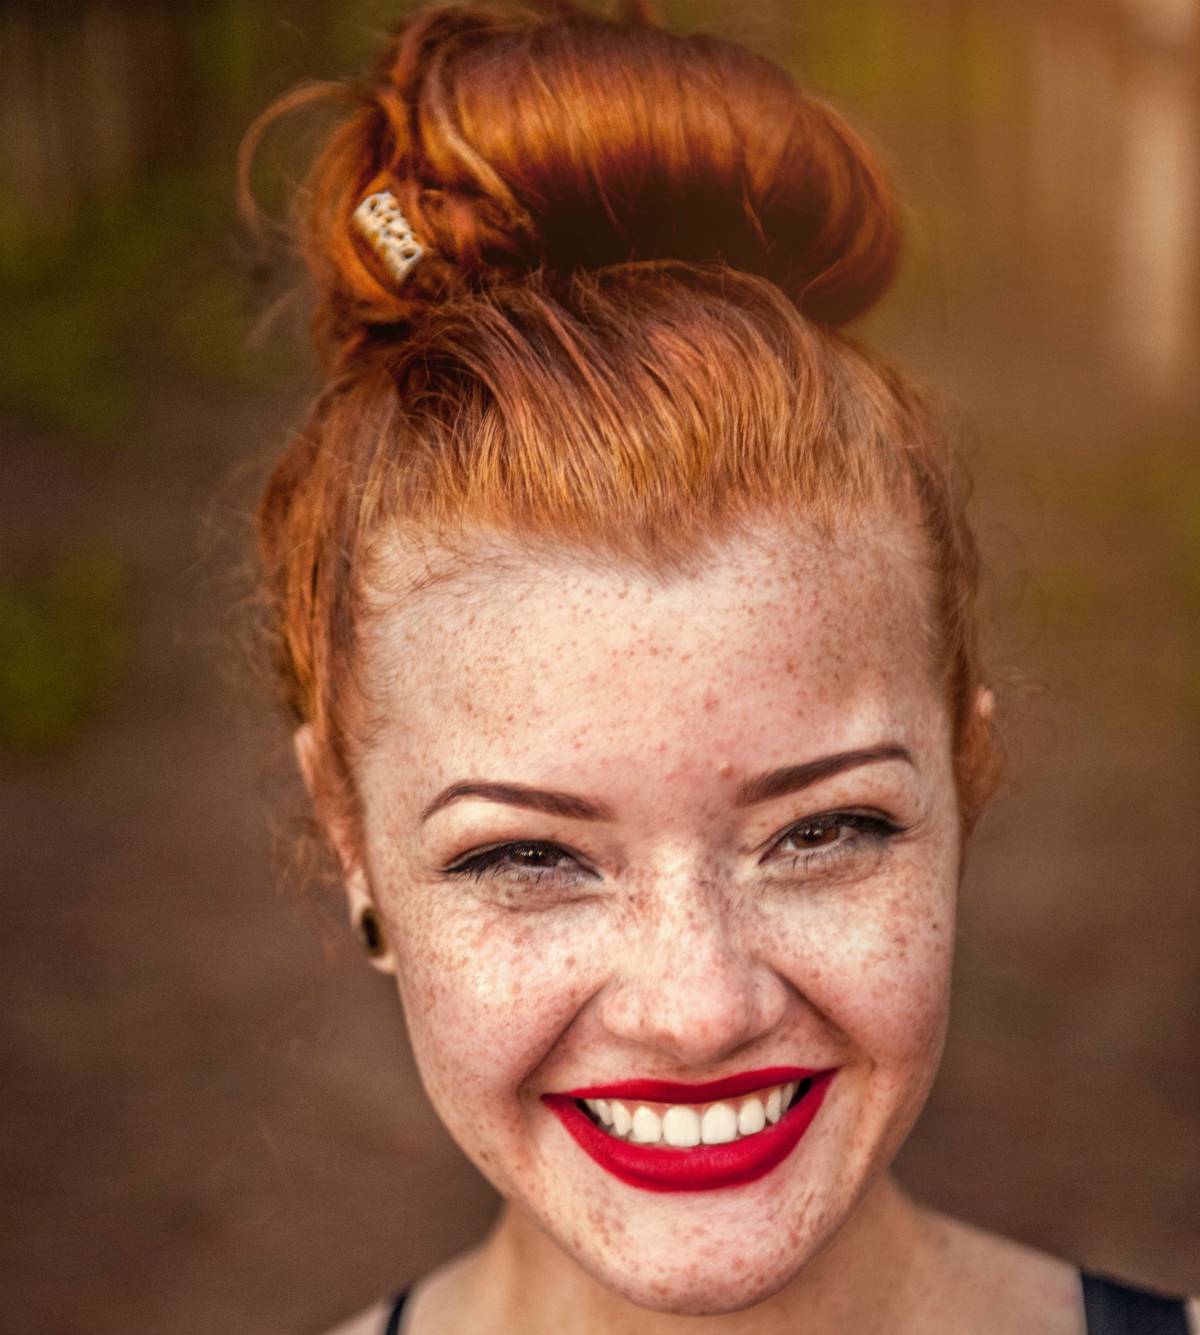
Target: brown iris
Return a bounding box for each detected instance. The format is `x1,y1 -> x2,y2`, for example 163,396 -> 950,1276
792,821 -> 841,847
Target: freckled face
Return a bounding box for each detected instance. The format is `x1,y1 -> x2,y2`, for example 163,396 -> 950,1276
352,517 -> 961,1314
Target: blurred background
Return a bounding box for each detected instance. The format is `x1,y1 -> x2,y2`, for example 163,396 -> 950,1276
1,0 -> 1197,1331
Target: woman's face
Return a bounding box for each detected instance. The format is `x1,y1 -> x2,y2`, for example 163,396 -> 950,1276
345,516 -> 962,1314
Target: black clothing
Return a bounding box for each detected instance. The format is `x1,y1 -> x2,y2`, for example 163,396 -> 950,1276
1081,1273 -> 1190,1334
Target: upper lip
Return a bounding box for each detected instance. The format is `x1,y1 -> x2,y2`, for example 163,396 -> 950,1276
558,1065 -> 825,1103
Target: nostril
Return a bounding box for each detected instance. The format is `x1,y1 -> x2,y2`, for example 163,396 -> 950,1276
595,931 -> 788,1064
600,995 -> 780,1068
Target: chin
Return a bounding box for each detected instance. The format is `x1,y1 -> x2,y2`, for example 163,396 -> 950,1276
513,1075 -> 896,1316
539,1185 -> 841,1319
577,1235 -> 811,1317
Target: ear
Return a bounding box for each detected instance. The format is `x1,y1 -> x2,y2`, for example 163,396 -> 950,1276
293,723 -> 397,976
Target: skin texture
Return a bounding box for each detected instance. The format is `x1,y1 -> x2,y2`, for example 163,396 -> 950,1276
306,516 -> 1085,1333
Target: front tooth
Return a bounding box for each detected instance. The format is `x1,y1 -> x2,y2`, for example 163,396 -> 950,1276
630,1106 -> 662,1144
595,1099 -> 613,1126
700,1103 -> 738,1145
662,1105 -> 701,1147
737,1096 -> 766,1136
765,1086 -> 783,1123
611,1102 -> 632,1136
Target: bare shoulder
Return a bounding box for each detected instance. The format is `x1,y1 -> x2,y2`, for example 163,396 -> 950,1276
914,1207 -> 1085,1334
400,1247 -> 489,1335
917,1207 -> 1198,1334
321,1299 -> 393,1335
313,1245 -> 491,1335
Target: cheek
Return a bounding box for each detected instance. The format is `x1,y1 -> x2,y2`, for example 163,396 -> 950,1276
387,890 -> 599,1109
769,855 -> 956,1069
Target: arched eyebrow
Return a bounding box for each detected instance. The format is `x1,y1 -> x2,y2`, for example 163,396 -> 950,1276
421,782 -> 616,824
732,744 -> 913,807
420,745 -> 912,824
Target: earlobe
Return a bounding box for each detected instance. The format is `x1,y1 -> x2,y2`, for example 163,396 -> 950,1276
345,878 -> 398,976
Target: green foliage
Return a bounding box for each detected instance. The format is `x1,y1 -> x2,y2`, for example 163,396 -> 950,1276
0,544 -> 130,755
1017,436 -> 1200,612
0,0 -> 329,447
188,0 -> 273,112
0,280 -> 132,443
0,170 -> 298,445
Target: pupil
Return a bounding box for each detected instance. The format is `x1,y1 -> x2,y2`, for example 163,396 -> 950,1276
515,844 -> 554,865
800,823 -> 837,845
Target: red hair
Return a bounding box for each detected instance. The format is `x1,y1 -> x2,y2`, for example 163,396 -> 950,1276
242,0 -> 999,849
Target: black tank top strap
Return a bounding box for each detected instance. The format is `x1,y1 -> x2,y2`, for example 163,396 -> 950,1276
383,1290 -> 409,1335
1081,1271 -> 1189,1334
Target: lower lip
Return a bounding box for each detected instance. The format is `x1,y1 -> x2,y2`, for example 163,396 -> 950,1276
543,1070 -> 835,1193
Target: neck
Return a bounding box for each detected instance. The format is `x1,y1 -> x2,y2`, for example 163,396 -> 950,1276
466,1175 -> 937,1335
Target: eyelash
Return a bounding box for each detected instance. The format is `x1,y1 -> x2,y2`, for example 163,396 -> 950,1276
440,811 -> 904,886
770,811 -> 904,868
443,840 -> 595,886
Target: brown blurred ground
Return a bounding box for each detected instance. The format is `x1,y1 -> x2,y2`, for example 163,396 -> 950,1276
1,2 -> 1197,1332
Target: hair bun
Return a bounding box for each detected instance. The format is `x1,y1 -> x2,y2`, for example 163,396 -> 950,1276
253,3 -> 901,356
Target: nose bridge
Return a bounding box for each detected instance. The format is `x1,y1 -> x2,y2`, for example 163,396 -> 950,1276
598,867 -> 786,1065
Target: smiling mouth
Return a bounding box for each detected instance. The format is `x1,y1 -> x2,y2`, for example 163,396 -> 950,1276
578,1077 -> 812,1147
543,1067 -> 835,1192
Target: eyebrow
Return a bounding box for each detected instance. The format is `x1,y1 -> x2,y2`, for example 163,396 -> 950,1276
732,744 -> 913,807
421,782 -> 616,823
419,744 -> 912,824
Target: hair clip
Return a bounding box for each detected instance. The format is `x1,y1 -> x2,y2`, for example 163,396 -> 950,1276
353,189 -> 425,285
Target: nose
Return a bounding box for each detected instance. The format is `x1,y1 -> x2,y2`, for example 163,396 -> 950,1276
595,878 -> 789,1070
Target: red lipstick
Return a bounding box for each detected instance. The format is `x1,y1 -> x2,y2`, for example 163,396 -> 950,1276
543,1067 -> 835,1193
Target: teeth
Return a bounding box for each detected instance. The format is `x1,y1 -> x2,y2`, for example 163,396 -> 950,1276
737,1096 -> 765,1136
630,1107 -> 662,1144
700,1103 -> 738,1145
582,1079 -> 810,1148
661,1106 -> 701,1147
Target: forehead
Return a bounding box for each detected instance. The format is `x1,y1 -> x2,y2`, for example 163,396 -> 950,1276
360,516 -> 941,771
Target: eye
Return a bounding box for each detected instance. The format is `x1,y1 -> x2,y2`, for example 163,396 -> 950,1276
442,840 -> 592,884
782,820 -> 843,849
767,811 -> 902,867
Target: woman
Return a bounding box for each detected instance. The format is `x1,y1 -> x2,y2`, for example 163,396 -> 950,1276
243,3 -> 1196,1331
